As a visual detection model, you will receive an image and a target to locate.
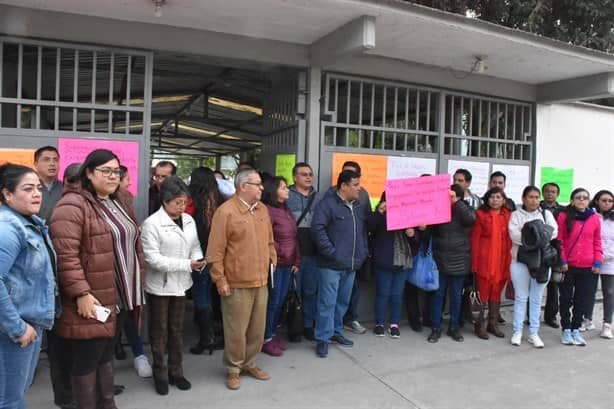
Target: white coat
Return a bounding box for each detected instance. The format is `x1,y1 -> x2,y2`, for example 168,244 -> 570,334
141,207 -> 203,296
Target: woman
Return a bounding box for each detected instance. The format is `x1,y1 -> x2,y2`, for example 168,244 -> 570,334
471,187 -> 512,340
590,190 -> 614,338
428,184 -> 476,343
141,176 -> 205,395
0,164 -> 56,408
368,192 -> 414,338
261,176 -> 300,356
509,186 -> 558,348
557,188 -> 603,346
186,167 -> 224,355
50,149 -> 145,409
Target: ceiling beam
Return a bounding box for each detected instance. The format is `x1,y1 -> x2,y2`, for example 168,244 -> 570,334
537,72 -> 614,104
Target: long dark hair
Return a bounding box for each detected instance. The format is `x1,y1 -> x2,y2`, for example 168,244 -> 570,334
479,187 -> 507,211
262,176 -> 287,207
590,189 -> 614,221
0,163 -> 37,203
564,187 -> 590,233
189,167 -> 222,249
78,149 -> 120,199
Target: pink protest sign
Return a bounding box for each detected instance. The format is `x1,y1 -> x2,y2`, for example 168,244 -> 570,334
385,174 -> 452,231
58,138 -> 140,196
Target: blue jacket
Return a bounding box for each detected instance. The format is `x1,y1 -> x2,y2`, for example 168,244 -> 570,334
311,189 -> 368,271
0,206 -> 56,342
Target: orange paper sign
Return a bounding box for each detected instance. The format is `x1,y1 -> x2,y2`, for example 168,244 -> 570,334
331,153 -> 387,202
0,148 -> 36,168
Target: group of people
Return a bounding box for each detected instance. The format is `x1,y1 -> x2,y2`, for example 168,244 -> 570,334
0,146 -> 612,408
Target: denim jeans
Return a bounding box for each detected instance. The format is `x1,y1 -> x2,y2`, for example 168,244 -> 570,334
0,326 -> 42,409
315,268 -> 355,342
118,310 -> 145,357
343,280 -> 360,323
511,261 -> 549,334
431,273 -> 465,329
191,266 -> 212,309
296,256 -> 318,328
375,268 -> 406,325
264,266 -> 293,340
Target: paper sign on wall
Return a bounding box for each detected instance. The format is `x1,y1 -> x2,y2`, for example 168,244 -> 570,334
58,138 -> 140,196
385,174 -> 452,231
331,153 -> 387,202
387,156 -> 437,180
0,148 -> 36,168
275,154 -> 296,185
491,164 -> 530,205
447,159 -> 490,197
540,167 -> 574,203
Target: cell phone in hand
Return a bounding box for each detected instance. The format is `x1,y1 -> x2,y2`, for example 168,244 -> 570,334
94,305 -> 111,323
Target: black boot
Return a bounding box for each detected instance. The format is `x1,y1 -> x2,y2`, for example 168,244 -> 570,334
190,307 -> 221,355
71,372 -> 97,409
96,362 -> 117,409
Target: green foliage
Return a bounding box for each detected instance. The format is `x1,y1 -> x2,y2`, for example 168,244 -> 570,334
174,156 -> 216,179
409,0 -> 614,53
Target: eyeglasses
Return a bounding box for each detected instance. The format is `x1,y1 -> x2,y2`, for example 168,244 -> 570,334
95,167 -> 121,177
244,182 -> 263,187
600,198 -> 614,203
297,172 -> 313,177
573,195 -> 589,201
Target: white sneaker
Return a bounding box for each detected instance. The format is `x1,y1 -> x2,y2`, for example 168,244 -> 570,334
600,323 -> 613,339
579,318 -> 595,332
134,355 -> 153,378
344,320 -> 367,334
528,333 -> 544,348
510,331 -> 522,346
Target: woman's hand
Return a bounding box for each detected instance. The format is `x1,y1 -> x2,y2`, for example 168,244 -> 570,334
561,264 -> 569,273
592,266 -> 601,274
18,324 -> 37,348
405,228 -> 415,237
291,266 -> 299,274
76,293 -> 100,319
191,259 -> 207,271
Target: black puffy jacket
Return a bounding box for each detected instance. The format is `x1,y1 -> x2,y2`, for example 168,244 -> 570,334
432,200 -> 476,276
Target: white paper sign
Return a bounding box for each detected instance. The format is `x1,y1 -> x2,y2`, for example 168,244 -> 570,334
491,164 -> 530,204
387,156 -> 437,180
447,160 -> 490,197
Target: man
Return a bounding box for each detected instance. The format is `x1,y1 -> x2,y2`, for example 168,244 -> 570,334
338,161 -> 370,334
206,169 -> 277,390
34,146 -> 63,224
311,170 -> 368,358
287,162 -> 322,341
149,161 -> 176,215
453,168 -> 482,210
488,171 -> 516,211
540,182 -> 565,329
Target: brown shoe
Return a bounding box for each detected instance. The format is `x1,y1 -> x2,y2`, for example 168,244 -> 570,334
242,367 -> 270,381
226,373 -> 240,390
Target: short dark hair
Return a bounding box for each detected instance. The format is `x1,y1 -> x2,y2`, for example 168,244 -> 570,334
79,149 -> 120,199
63,162 -> 82,185
490,171 -> 506,182
292,162 -> 312,176
237,161 -> 254,171
155,161 -> 177,175
34,146 -> 59,162
480,187 -> 507,210
262,176 -> 287,207
0,163 -> 37,202
451,184 -> 464,200
454,169 -> 472,183
522,185 -> 540,198
119,165 -> 128,181
336,170 -> 360,189
342,161 -> 361,175
160,176 -> 189,204
542,182 -> 560,194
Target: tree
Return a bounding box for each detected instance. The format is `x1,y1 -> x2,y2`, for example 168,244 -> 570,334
408,0 -> 614,53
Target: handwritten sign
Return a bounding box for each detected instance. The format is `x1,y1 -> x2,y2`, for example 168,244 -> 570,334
0,148 -> 36,168
385,174 -> 452,231
491,164 -> 530,205
387,156 -> 437,180
447,159 -> 490,197
58,138 -> 140,196
275,154 -> 295,184
331,152 -> 387,201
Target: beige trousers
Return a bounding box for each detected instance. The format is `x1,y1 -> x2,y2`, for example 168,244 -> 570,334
221,285 -> 268,374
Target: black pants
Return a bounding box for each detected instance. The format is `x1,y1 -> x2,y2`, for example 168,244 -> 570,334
47,330 -> 73,406
405,282 -> 433,325
70,337 -> 115,376
559,267 -> 599,330
544,281 -> 559,322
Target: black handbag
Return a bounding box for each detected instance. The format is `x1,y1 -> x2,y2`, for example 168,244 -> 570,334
285,277 -> 304,342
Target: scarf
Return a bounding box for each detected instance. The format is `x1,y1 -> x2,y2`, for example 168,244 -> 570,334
486,209 -> 503,280
393,231 -> 413,269
573,207 -> 595,221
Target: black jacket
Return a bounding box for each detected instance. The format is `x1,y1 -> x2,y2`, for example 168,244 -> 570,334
431,200 -> 476,276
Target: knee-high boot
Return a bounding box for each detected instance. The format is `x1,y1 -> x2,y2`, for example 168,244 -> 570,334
487,301 -> 505,338
96,361 -> 117,409
473,308 -> 489,340
71,372 -> 97,409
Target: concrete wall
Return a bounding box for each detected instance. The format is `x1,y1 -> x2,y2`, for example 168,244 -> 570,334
536,103 -> 614,201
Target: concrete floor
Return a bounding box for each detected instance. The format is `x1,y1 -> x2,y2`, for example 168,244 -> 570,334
27,303 -> 613,409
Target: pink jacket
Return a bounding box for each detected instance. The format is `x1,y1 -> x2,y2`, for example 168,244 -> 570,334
556,211 -> 603,269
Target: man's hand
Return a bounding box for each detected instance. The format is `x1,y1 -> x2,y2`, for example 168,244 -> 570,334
218,284 -> 231,297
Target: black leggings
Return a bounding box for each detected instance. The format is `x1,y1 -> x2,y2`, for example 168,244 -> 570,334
559,267 -> 598,331
70,337 -> 115,376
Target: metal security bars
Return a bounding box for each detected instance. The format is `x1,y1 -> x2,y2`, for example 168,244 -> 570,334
0,37 -> 152,136
322,73 -> 439,153
444,93 -> 532,160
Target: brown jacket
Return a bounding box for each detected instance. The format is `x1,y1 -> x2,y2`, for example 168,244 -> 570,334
49,185 -> 145,339
206,195 -> 276,290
